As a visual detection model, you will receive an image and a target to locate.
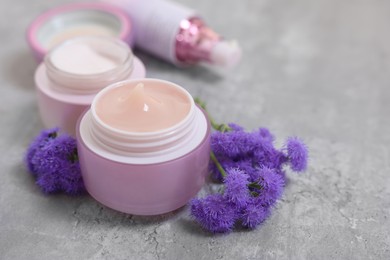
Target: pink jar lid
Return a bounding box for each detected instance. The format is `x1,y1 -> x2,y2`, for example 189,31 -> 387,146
27,2 -> 133,62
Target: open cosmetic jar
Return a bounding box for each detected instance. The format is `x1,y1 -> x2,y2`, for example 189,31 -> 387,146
34,36 -> 146,135
77,79 -> 211,215
27,2 -> 133,62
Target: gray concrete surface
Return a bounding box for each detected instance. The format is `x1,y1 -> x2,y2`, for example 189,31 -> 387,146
1,0 -> 390,259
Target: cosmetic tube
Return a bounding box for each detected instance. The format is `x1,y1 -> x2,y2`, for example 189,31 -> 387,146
77,79 -> 211,215
102,0 -> 241,67
34,36 -> 146,135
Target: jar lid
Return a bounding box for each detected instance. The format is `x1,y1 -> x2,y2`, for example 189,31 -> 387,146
27,2 -> 133,62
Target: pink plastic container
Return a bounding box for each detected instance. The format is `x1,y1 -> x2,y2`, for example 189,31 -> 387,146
76,79 -> 211,215
35,36 -> 146,135
27,2 -> 133,62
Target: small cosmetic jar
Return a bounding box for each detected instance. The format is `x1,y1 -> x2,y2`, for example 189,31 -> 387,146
27,2 -> 133,62
77,79 -> 211,215
34,36 -> 146,135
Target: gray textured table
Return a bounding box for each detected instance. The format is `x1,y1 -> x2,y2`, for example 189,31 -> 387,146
1,0 -> 390,259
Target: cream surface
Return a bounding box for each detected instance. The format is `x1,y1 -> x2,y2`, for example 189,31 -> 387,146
96,82 -> 191,132
50,41 -> 120,75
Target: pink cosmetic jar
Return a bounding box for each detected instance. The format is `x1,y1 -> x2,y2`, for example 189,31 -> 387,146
27,2 -> 133,62
34,36 -> 146,135
76,79 -> 211,215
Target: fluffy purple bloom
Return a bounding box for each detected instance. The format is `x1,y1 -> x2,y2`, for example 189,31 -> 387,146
210,126 -> 281,182
211,131 -> 240,158
36,170 -> 59,194
231,131 -> 257,155
232,159 -> 258,182
32,135 -> 73,174
249,128 -> 291,172
253,167 -> 285,206
286,137 -> 308,172
240,199 -> 270,229
223,168 -> 250,208
211,129 -> 256,159
209,156 -> 233,182
190,194 -> 237,233
25,129 -> 85,195
195,121 -> 308,233
255,148 -> 288,170
25,128 -> 59,175
228,123 -> 244,132
257,127 -> 274,143
59,163 -> 84,195
209,157 -> 254,182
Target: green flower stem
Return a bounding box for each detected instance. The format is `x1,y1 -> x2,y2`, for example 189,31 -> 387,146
194,97 -> 231,133
210,151 -> 227,178
210,119 -> 223,132
195,97 -> 230,179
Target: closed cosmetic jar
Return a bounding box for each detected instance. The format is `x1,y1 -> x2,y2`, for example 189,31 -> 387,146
34,36 -> 146,135
77,79 -> 211,215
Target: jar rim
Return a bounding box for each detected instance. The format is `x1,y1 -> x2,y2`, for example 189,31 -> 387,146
26,2 -> 134,62
91,78 -> 196,137
44,36 -> 134,94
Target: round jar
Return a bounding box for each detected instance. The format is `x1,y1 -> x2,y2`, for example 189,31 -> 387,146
27,2 -> 134,62
77,79 -> 211,215
34,36 -> 146,135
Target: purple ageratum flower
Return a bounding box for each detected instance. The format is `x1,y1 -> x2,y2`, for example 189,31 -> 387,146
36,169 -> 59,194
209,155 -> 250,182
211,127 -> 258,159
232,159 -> 258,182
209,156 -> 259,183
190,194 -> 237,233
51,135 -> 84,195
252,129 -> 276,159
31,135 -> 74,178
256,148 -> 288,170
257,128 -> 274,143
253,128 -> 275,154
25,129 -> 85,195
25,128 -> 59,175
59,163 -> 84,195
252,167 -> 285,206
232,131 -> 259,156
223,168 -> 250,208
228,123 -> 244,132
286,137 -> 308,172
240,198 -> 271,229
209,155 -> 236,182
199,115 -> 309,233
211,131 -> 240,158
250,128 -> 289,171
